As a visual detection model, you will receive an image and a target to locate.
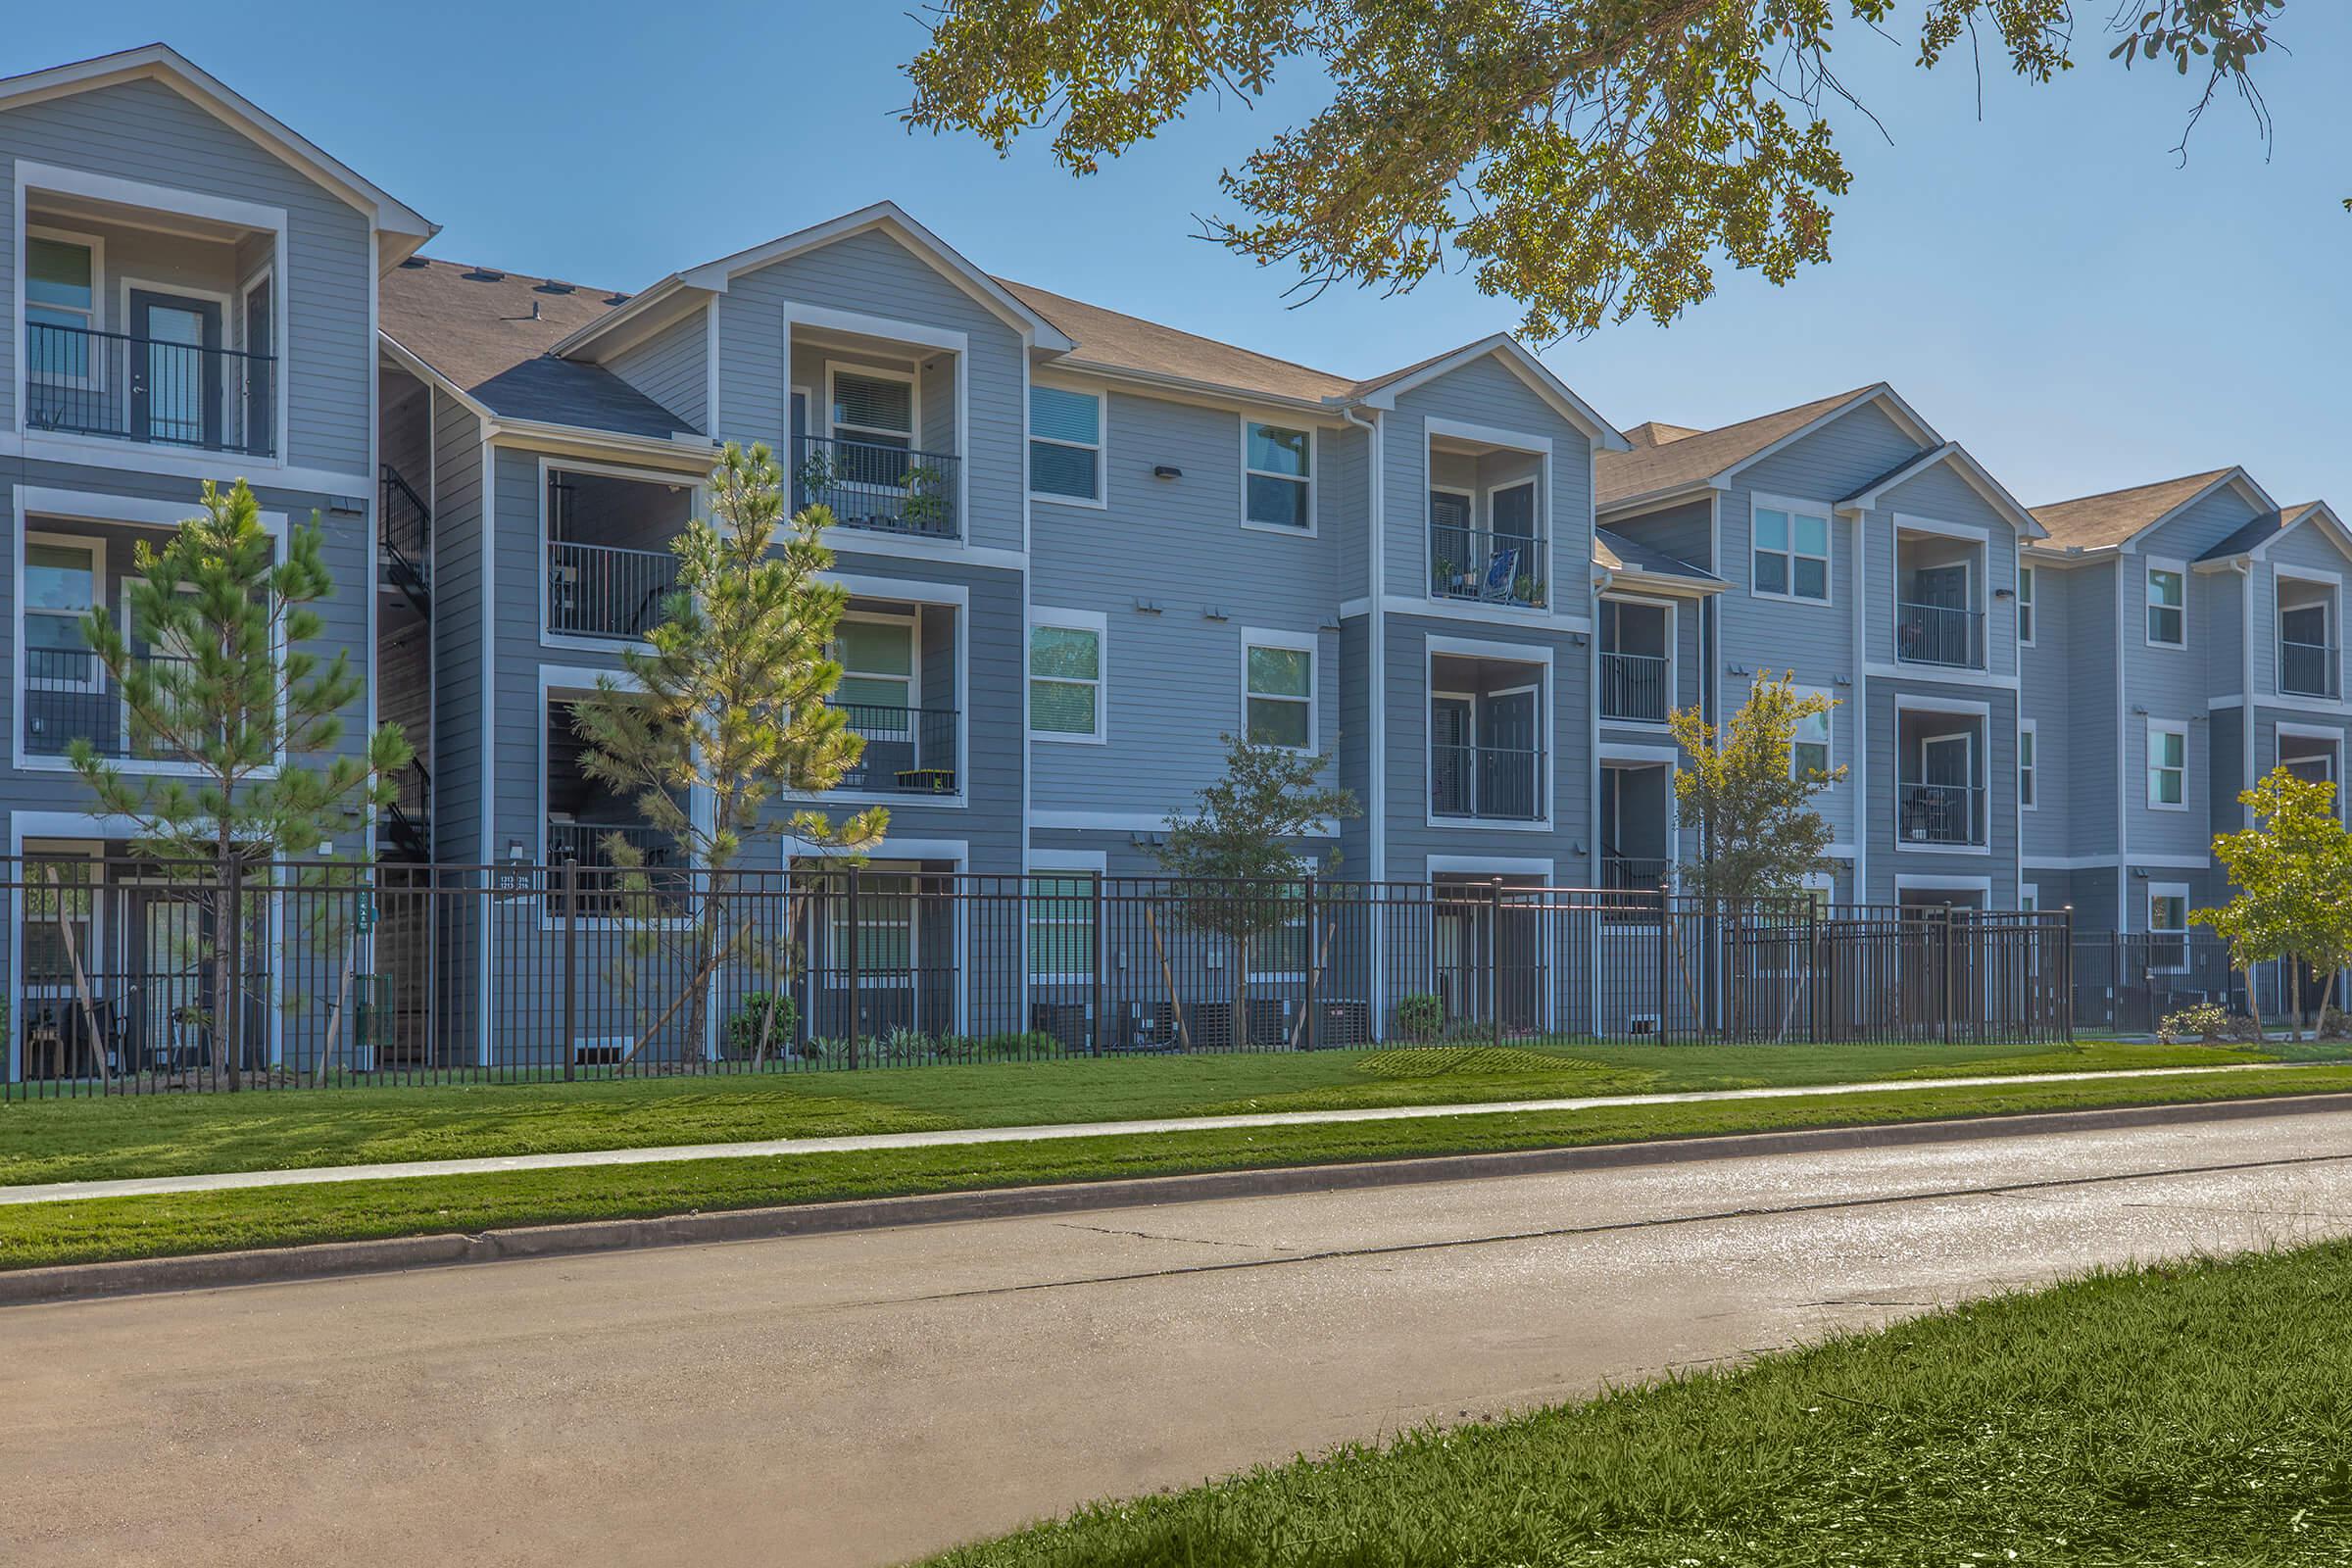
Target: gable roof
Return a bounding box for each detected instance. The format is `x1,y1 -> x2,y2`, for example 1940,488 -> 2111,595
380,257 -> 696,440
1593,527 -> 1723,592
0,44 -> 435,262
1348,334 -> 1630,450
1839,442 -> 2047,538
2195,500 -> 2352,565
2028,467 -> 2269,554
1596,385 -> 1932,511
1001,279 -> 1353,407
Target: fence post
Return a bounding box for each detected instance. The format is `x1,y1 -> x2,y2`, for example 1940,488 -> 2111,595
2110,928 -> 2122,1032
1939,908 -> 1956,1044
223,855 -> 244,1093
563,857 -> 578,1082
1656,880 -> 1671,1042
846,863 -> 861,1070
1303,872 -> 1319,1053
1806,895 -> 1821,1045
2060,905 -> 2076,1041
1490,877 -> 1505,1047
1090,871 -> 1107,1057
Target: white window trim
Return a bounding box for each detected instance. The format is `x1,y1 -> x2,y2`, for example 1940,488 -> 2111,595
2020,881 -> 2039,913
1241,625 -> 1320,754
832,609 -> 920,742
1789,681 -> 1836,786
1028,606 -> 1107,745
2144,560 -> 2188,650
2271,563 -> 2342,701
2274,720 -> 2344,821
1891,695 -> 1991,857
1426,633 -> 1556,833
1240,417 -> 1316,537
2146,718 -> 2189,811
2020,717 -> 2038,810
24,531 -> 106,696
24,224 -> 107,394
1024,856 -> 1104,986
19,839 -> 102,1003
2146,880 -> 2192,973
1027,377 -> 1106,510
236,265 -> 273,355
1597,592 -> 1678,731
1748,492 -> 1836,607
824,361 -> 920,449
2017,563 -> 2036,648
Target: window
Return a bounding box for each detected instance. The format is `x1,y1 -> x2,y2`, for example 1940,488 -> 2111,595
1792,699 -> 1832,781
2017,564 -> 2035,646
2020,884 -> 2038,914
2147,883 -> 2190,973
25,537 -> 103,693
25,232 -> 96,380
2147,722 -> 2186,808
22,850 -> 98,996
1752,505 -> 1830,601
2146,566 -> 2184,646
1027,872 -> 1096,981
833,617 -> 915,740
1261,878 -> 1313,976
1245,638 -> 1314,750
1028,617 -> 1103,740
1244,421 -> 1311,530
2020,721 -> 2037,809
830,369 -> 914,451
1029,384 -> 1102,503
830,869 -> 915,974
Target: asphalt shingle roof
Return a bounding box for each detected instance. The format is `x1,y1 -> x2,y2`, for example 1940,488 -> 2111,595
2028,469 -> 2234,552
1594,527 -> 1721,585
1595,387 -> 1877,508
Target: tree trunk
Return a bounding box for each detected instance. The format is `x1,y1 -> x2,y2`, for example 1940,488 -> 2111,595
2244,963 -> 2265,1042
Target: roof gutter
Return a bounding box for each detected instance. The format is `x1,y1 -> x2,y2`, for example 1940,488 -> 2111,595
379,330 -> 716,466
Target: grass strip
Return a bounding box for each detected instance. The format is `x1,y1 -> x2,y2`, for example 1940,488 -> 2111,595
921,1239 -> 2352,1566
7,1065 -> 2351,1272
3,1038 -> 2323,1188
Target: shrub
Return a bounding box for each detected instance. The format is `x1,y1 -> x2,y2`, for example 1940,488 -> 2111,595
722,992 -> 799,1058
1396,992 -> 1444,1040
2320,1005 -> 2351,1042
2158,1002 -> 2260,1045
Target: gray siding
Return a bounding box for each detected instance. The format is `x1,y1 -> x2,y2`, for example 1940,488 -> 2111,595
0,77 -> 376,475
428,392 -> 487,864
604,308 -> 707,433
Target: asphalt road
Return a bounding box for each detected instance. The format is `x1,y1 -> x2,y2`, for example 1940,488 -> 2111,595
6,1108 -> 2352,1568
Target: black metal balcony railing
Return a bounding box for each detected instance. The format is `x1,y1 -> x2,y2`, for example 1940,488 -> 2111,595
1600,855 -> 1674,893
1430,522 -> 1544,609
546,820 -> 679,871
548,540 -> 681,640
1430,743 -> 1545,821
2279,637 -> 2340,699
792,435 -> 960,540
828,702 -> 960,795
1894,602 -> 1985,669
1599,650 -> 1668,722
23,647 -> 197,758
24,321 -> 274,458
1898,781 -> 1986,847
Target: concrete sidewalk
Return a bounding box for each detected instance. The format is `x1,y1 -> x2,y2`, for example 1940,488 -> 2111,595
2,1059 -> 2319,1207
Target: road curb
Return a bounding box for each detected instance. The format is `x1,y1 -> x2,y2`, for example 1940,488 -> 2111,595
9,1089 -> 2352,1307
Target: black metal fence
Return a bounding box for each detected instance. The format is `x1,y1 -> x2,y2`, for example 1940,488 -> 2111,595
2071,931 -> 2346,1035
0,860 -> 2076,1099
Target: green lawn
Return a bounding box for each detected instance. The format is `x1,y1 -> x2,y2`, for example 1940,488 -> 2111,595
922,1240 -> 2352,1566
8,1062 -> 2352,1271
5,1036 -> 2334,1190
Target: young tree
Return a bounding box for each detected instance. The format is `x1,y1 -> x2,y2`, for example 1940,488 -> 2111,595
569,442 -> 887,1061
1668,672 -> 1841,905
906,2 -> 2286,336
2195,765 -> 2352,1039
1154,734 -> 1359,1044
70,479 -> 409,1087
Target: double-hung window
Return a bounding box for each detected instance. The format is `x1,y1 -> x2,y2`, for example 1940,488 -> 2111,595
829,369 -> 915,492
1792,699 -> 1832,781
831,870 -> 915,976
1752,504 -> 1830,601
2017,564 -> 2035,645
1244,421 -> 1312,530
2146,567 -> 2185,647
2147,884 -> 2190,973
1026,872 -> 1097,982
2020,721 -> 2037,808
25,538 -> 103,693
1244,637 -> 1314,750
1029,385 -> 1103,503
2147,722 -> 2186,808
1028,615 -> 1104,740
26,232 -> 97,383
832,618 -> 915,740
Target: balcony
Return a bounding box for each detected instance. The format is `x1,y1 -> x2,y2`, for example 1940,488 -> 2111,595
23,647 -> 194,759
1600,855 -> 1673,893
24,322 -> 274,458
1893,602 -> 1985,670
793,435 -> 960,541
1431,744 -> 1544,822
1898,782 -> 1986,847
830,702 -> 960,796
2280,638 -> 2341,700
548,540 -> 680,641
1598,597 -> 1672,722
1430,522 -> 1544,609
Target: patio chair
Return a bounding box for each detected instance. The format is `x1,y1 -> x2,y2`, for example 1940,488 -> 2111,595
1480,547 -> 1522,604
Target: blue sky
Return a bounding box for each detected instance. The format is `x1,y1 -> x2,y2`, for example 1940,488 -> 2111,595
16,5 -> 2347,510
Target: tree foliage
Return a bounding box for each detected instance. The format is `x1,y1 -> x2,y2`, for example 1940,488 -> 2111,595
570,443 -> 888,1062
70,478 -> 410,1085
1667,671 -> 1839,905
2195,765 -> 2352,1037
906,1 -> 2289,336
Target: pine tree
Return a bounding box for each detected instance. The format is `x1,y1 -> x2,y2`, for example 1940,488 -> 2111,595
70,478 -> 409,1087
569,442 -> 886,1061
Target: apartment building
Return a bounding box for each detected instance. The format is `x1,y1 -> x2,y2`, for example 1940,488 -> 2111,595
2019,470 -> 2352,941
0,45 -> 2340,1072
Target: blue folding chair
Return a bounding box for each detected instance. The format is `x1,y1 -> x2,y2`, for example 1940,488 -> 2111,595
1481,547 -> 1522,604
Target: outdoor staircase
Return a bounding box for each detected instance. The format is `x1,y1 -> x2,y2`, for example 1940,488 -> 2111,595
380,463 -> 431,617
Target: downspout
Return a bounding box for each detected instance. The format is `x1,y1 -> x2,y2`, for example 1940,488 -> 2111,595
1849,506 -> 1868,902
2115,558 -> 2129,933
1340,405 -> 1387,1028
